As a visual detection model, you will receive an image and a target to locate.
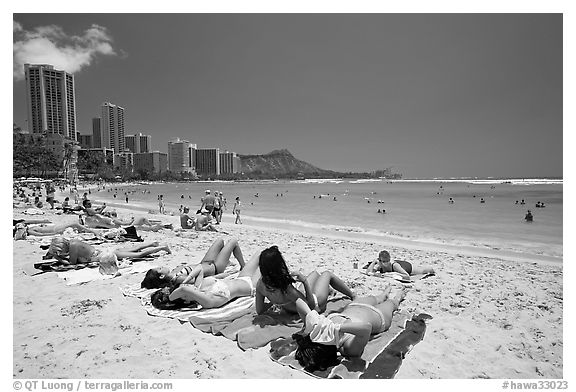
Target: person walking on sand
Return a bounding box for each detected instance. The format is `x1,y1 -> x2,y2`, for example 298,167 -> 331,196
232,196 -> 242,224
158,195 -> 165,214
200,190 -> 216,215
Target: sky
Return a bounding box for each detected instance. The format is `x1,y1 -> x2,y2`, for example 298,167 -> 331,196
12,13 -> 563,179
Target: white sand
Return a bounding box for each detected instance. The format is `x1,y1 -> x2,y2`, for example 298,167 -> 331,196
12,202 -> 563,379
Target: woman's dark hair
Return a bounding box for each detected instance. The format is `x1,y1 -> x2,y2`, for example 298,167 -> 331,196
141,269 -> 170,289
150,287 -> 190,310
293,333 -> 339,372
259,246 -> 296,292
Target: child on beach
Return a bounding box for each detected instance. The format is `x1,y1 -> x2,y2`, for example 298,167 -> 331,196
365,250 -> 435,280
141,238 -> 245,289
256,246 -> 355,315
292,286 -> 406,369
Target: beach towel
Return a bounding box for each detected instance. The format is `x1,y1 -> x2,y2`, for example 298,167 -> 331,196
230,297 -> 350,351
120,283 -> 253,322
360,270 -> 435,284
56,260 -> 159,285
269,311 -> 431,379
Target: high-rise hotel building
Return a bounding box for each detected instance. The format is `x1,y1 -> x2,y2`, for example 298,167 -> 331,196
195,148 -> 221,176
24,64 -> 77,139
168,138 -> 196,173
219,151 -> 240,174
125,132 -> 152,154
101,102 -> 125,153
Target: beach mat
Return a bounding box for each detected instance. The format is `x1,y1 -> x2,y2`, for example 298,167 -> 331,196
269,311 -> 431,378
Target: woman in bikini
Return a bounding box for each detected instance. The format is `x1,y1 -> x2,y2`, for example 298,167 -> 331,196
141,238 -> 245,289
151,246 -> 262,310
366,250 -> 435,280
48,237 -> 171,265
255,246 -> 356,316
292,286 -> 406,371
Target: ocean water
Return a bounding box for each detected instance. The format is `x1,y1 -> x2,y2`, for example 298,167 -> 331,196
93,179 -> 563,260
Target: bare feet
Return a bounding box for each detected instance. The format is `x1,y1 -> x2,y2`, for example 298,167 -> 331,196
390,287 -> 407,308
162,245 -> 172,254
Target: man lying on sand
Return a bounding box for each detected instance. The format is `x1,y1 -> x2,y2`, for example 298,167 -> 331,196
13,221 -> 103,240
47,237 -> 171,265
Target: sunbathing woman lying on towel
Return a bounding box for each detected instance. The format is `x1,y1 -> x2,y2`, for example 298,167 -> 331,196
151,246 -> 261,310
48,237 -> 171,265
256,246 -> 356,316
14,222 -> 103,239
141,237 -> 245,289
366,250 -> 435,280
292,286 -> 406,371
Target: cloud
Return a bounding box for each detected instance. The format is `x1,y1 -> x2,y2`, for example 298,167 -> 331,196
13,21 -> 117,81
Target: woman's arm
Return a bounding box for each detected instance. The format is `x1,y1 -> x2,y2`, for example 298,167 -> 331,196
169,285 -> 220,308
291,271 -> 316,311
366,260 -> 378,274
294,297 -> 313,321
255,287 -> 274,315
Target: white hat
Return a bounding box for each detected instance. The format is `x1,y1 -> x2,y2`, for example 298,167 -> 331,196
205,189 -> 211,193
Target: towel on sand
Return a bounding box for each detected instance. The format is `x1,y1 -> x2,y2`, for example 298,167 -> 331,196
122,280 -> 350,351
360,270 -> 435,284
270,311 -> 431,378
217,297 -> 350,351
120,283 -> 253,322
57,260 -> 159,285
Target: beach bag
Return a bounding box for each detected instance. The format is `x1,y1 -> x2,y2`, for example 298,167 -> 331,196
122,226 -> 143,241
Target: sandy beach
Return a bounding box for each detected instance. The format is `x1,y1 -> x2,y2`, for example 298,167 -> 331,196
12,198 -> 563,379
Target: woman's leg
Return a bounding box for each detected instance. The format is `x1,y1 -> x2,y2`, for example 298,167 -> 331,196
118,241 -> 160,252
372,288 -> 406,331
64,222 -> 102,236
200,238 -> 225,263
213,238 -> 245,272
313,271 -> 356,310
115,243 -> 170,259
238,251 -> 262,283
411,265 -> 435,275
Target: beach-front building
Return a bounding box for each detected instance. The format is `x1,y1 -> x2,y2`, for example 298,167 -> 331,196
113,151 -> 134,171
133,151 -> 168,174
195,148 -> 221,177
219,151 -> 241,175
100,102 -> 126,153
168,138 -> 196,173
77,133 -> 93,149
24,64 -> 77,140
125,132 -> 152,154
92,118 -> 102,148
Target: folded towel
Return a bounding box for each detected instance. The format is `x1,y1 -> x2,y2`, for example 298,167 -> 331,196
270,311 -> 430,379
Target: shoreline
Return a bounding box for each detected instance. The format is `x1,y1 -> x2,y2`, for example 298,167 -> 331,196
84,193 -> 562,267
